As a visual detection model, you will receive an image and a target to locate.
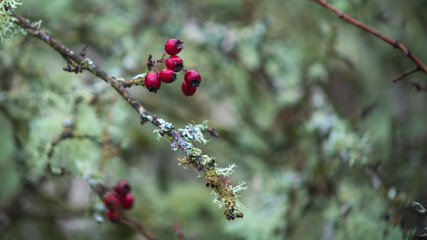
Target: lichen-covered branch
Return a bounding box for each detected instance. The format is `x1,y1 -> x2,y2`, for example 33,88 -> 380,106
9,8 -> 245,220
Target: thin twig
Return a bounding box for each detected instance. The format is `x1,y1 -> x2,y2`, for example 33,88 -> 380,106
411,81 -> 427,91
206,128 -> 219,137
45,129 -> 103,175
122,78 -> 144,88
121,217 -> 158,240
173,218 -> 187,240
311,0 -> 427,82
393,67 -> 420,83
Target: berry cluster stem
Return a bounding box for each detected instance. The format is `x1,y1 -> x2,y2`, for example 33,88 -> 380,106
152,52 -> 167,73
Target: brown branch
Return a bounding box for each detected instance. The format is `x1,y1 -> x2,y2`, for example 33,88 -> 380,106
122,76 -> 145,88
393,67 -> 420,83
121,217 -> 158,240
45,129 -> 103,176
206,128 -> 219,137
311,0 -> 427,82
10,9 -> 144,114
411,81 -> 427,91
173,218 -> 187,240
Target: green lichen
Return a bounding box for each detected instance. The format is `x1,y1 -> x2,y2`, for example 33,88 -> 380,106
179,120 -> 209,144
0,0 -> 23,41
306,89 -> 371,166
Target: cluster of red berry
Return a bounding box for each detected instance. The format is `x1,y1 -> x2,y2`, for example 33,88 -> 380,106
103,180 -> 134,222
144,38 -> 202,96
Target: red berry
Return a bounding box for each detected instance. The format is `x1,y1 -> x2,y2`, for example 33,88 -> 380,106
144,72 -> 161,92
121,193 -> 134,209
184,70 -> 201,87
165,55 -> 184,72
181,81 -> 197,96
159,68 -> 177,83
103,193 -> 120,211
114,180 -> 131,196
164,38 -> 183,56
107,210 -> 120,223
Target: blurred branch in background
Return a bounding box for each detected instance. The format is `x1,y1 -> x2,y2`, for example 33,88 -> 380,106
311,0 -> 427,86
411,81 -> 427,92
92,184 -> 158,240
173,218 -> 187,240
43,95 -> 156,239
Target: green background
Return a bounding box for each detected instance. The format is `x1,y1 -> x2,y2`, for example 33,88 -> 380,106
1,0 -> 427,239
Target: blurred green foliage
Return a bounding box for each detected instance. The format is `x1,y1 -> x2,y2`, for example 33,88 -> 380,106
1,0 -> 427,239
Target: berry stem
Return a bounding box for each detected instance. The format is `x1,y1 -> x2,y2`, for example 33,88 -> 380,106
153,57 -> 165,73
160,52 -> 166,60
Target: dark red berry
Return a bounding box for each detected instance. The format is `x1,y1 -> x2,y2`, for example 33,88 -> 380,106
104,193 -> 120,211
121,193 -> 134,209
165,56 -> 184,72
107,210 -> 120,223
184,70 -> 201,87
181,81 -> 197,96
164,38 -> 183,56
114,180 -> 131,196
159,68 -> 177,83
144,72 -> 161,92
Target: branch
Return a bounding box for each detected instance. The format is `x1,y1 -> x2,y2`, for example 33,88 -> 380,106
10,9 -> 245,220
122,74 -> 146,88
92,184 -> 158,240
45,130 -> 100,175
10,10 -> 143,113
393,67 -> 419,83
173,218 -> 187,240
311,0 -> 427,82
121,217 -> 158,240
411,81 -> 427,91
45,118 -> 157,239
